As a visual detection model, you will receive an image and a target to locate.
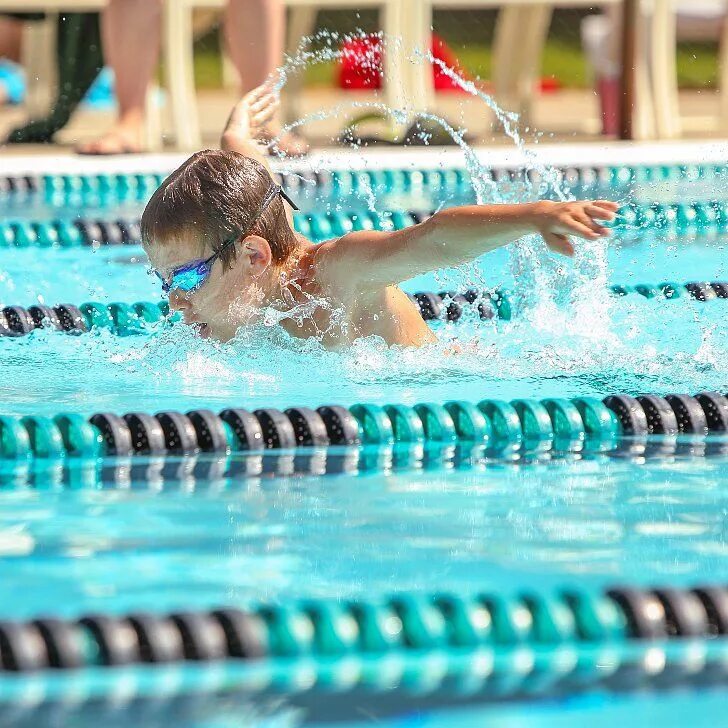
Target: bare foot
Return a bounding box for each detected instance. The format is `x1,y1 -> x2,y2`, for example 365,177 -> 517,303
76,126 -> 143,155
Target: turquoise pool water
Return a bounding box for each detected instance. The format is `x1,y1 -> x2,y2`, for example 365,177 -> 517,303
0,157 -> 727,726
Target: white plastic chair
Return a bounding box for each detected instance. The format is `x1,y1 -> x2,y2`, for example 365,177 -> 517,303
164,0 -> 410,149
636,0 -> 728,137
403,1 -> 623,129
0,1 -> 162,148
583,1 -> 728,138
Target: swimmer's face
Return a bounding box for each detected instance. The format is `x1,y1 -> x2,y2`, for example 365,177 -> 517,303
145,233 -> 274,342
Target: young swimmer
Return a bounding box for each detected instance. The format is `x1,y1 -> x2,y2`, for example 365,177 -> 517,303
141,85 -> 618,348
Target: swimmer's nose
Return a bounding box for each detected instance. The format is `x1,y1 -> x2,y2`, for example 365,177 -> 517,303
168,288 -> 191,313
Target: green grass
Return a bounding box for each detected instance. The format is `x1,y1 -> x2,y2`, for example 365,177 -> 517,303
191,35 -> 719,91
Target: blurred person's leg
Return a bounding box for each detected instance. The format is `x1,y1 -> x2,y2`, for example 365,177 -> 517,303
78,0 -> 162,154
224,0 -> 307,156
581,6 -> 621,136
0,15 -> 23,106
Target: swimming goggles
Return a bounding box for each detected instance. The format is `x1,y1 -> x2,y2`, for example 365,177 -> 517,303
155,184 -> 298,295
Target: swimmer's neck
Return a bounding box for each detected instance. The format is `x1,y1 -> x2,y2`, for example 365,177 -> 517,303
254,236 -> 318,312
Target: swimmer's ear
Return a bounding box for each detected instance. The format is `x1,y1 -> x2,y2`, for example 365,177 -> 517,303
241,235 -> 272,275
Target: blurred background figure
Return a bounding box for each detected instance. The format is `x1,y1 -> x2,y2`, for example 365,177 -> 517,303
0,14 -> 25,108
79,0 -> 306,156
582,1 -> 728,136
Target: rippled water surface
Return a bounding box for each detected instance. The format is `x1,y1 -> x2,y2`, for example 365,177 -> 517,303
1,156 -> 727,726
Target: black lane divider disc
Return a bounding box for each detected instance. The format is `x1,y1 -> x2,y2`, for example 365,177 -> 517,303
413,292 -> 442,320
0,622 -> 48,671
32,618 -> 85,669
636,395 -> 679,435
169,613 -> 228,661
603,395 -> 649,435
606,588 -> 667,639
692,587 -> 728,635
127,613 -> 185,664
253,408 -> 297,449
219,408 -> 264,451
89,413 -> 134,456
155,412 -> 199,455
75,220 -> 104,246
78,615 -> 139,666
664,394 -> 708,434
285,407 -> 330,446
122,413 -> 167,455
27,305 -> 63,331
652,589 -> 709,638
54,304 -> 88,333
186,410 -> 228,453
211,608 -> 266,659
316,406 -> 361,445
2,306 -> 35,334
695,392 -> 728,432
438,291 -> 471,322
685,282 -> 718,301
96,221 -> 124,246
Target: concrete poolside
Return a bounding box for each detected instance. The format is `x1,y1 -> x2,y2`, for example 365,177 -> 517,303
0,86 -> 726,158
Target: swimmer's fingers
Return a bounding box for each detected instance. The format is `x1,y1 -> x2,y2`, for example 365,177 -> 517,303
573,210 -> 611,236
591,200 -> 620,213
555,216 -> 603,240
543,231 -> 575,256
585,202 -> 618,221
249,93 -> 279,126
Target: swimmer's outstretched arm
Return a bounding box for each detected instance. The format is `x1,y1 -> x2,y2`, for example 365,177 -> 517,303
220,83 -> 279,178
220,82 -> 294,224
321,200 -> 618,288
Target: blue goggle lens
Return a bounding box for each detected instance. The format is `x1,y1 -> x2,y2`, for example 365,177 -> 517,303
157,261 -> 211,294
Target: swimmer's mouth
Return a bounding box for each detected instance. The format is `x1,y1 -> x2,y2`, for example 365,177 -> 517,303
191,322 -> 211,339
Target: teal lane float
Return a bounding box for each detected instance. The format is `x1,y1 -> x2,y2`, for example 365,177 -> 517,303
0,583 -> 724,671
1,281 -> 726,337
1,392 -> 727,460
0,162 -> 725,196
3,200 -> 728,247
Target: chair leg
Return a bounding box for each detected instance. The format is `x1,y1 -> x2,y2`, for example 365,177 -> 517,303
493,4 -> 552,125
163,1 -> 201,150
143,85 -> 163,151
649,0 -> 681,138
381,0 -> 409,115
718,15 -> 728,131
23,16 -> 57,119
631,2 -> 656,140
401,0 -> 434,113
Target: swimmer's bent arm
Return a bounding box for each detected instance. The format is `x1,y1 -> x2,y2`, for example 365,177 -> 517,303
322,200 -> 618,289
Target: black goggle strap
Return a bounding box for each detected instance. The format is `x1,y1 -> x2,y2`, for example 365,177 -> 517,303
279,186 -> 299,211
207,183 -> 299,263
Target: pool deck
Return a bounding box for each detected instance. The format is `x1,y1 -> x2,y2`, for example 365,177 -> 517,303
1,87 -> 727,162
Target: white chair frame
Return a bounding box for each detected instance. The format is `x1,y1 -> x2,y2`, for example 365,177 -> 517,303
164,0 -> 410,149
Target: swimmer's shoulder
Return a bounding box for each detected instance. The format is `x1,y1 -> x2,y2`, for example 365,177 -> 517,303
311,229 -> 390,285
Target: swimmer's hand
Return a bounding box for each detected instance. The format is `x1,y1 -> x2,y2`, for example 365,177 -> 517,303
221,82 -> 279,150
532,200 -> 618,256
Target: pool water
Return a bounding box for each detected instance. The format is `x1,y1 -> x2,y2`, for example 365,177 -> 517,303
0,151 -> 727,726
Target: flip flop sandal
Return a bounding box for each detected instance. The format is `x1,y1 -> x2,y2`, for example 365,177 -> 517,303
339,113 -> 471,147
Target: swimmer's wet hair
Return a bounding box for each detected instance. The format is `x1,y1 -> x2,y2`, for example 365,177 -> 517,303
141,149 -> 298,268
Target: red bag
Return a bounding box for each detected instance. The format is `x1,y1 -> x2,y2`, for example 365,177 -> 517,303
337,33 -> 469,92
